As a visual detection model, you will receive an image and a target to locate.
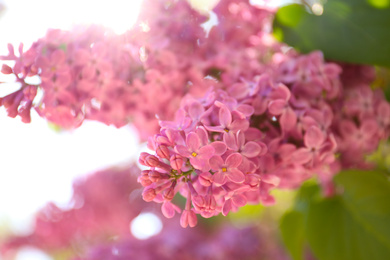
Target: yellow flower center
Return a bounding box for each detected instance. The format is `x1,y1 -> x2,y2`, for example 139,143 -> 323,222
224,128 -> 229,133
192,152 -> 198,157
222,167 -> 227,172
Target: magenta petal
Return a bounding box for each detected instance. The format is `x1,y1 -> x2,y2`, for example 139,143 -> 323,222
204,125 -> 225,133
228,83 -> 249,99
291,148 -> 312,164
272,83 -> 291,100
209,155 -> 224,170
258,142 -> 268,156
196,159 -> 211,172
241,141 -> 261,158
227,168 -> 245,183
339,120 -> 357,138
280,107 -> 297,132
224,132 -> 238,150
230,118 -> 249,133
175,145 -> 191,157
190,157 -> 205,170
198,145 -> 215,159
261,174 -> 280,186
219,104 -> 232,127
222,199 -> 232,216
189,102 -> 204,120
188,210 -> 197,227
226,153 -> 242,168
199,172 -> 212,186
192,195 -> 205,210
211,141 -> 227,156
195,127 -> 209,145
361,119 -> 378,137
232,194 -> 247,207
51,49 -> 66,63
378,101 -> 390,118
186,132 -> 200,152
304,126 -> 325,149
268,99 -> 286,115
236,131 -> 245,148
213,171 -> 226,185
162,201 -> 177,218
236,104 -> 254,117
180,210 -> 189,228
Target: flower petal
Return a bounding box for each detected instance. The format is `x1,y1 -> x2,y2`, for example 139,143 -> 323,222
213,171 -> 226,186
186,132 -> 200,152
268,99 -> 286,115
175,145 -> 191,157
226,153 -> 242,168
227,168 -> 245,183
241,141 -> 261,158
222,199 -> 232,216
209,155 -> 224,170
198,145 -> 215,159
232,194 -> 247,207
304,125 -> 325,149
219,104 -> 232,128
291,148 -> 312,165
211,141 -> 227,156
280,107 -> 297,132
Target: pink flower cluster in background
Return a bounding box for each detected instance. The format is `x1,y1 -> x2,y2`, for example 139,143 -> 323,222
1,164 -> 289,260
0,165 -> 147,257
75,224 -> 288,260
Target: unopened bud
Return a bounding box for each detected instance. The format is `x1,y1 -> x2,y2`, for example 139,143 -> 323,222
148,170 -> 161,182
1,64 -> 13,74
142,188 -> 156,202
170,154 -> 183,170
145,155 -> 160,167
138,175 -> 152,187
163,187 -> 175,201
156,145 -> 170,159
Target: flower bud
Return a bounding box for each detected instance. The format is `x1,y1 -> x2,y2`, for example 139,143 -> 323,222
142,188 -> 156,202
1,64 -> 13,74
199,172 -> 212,186
163,187 -> 175,201
138,175 -> 152,187
156,145 -> 170,159
145,155 -> 160,167
170,154 -> 183,170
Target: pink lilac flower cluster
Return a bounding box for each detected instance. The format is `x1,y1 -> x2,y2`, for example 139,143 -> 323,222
0,165 -> 148,257
138,1 -> 390,227
1,0 -> 389,227
75,224 -> 288,260
0,0 -> 278,140
0,1 -> 213,139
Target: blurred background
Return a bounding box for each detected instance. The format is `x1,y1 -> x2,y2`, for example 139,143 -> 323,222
0,0 -> 145,258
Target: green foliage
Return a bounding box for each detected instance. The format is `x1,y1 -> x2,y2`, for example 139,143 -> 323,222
280,170 -> 390,260
273,0 -> 390,67
280,210 -> 305,260
229,204 -> 264,224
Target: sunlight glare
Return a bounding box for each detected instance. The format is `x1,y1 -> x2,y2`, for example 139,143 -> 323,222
130,212 -> 163,240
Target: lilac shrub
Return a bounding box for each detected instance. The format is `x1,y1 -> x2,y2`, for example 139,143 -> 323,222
1,0 -> 389,229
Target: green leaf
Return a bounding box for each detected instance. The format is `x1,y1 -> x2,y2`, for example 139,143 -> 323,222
273,1 -> 390,67
280,210 -> 305,260
293,180 -> 321,214
279,180 -> 320,260
306,170 -> 390,260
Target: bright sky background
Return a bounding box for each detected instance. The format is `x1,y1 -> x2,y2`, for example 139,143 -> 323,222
0,0 -> 144,259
